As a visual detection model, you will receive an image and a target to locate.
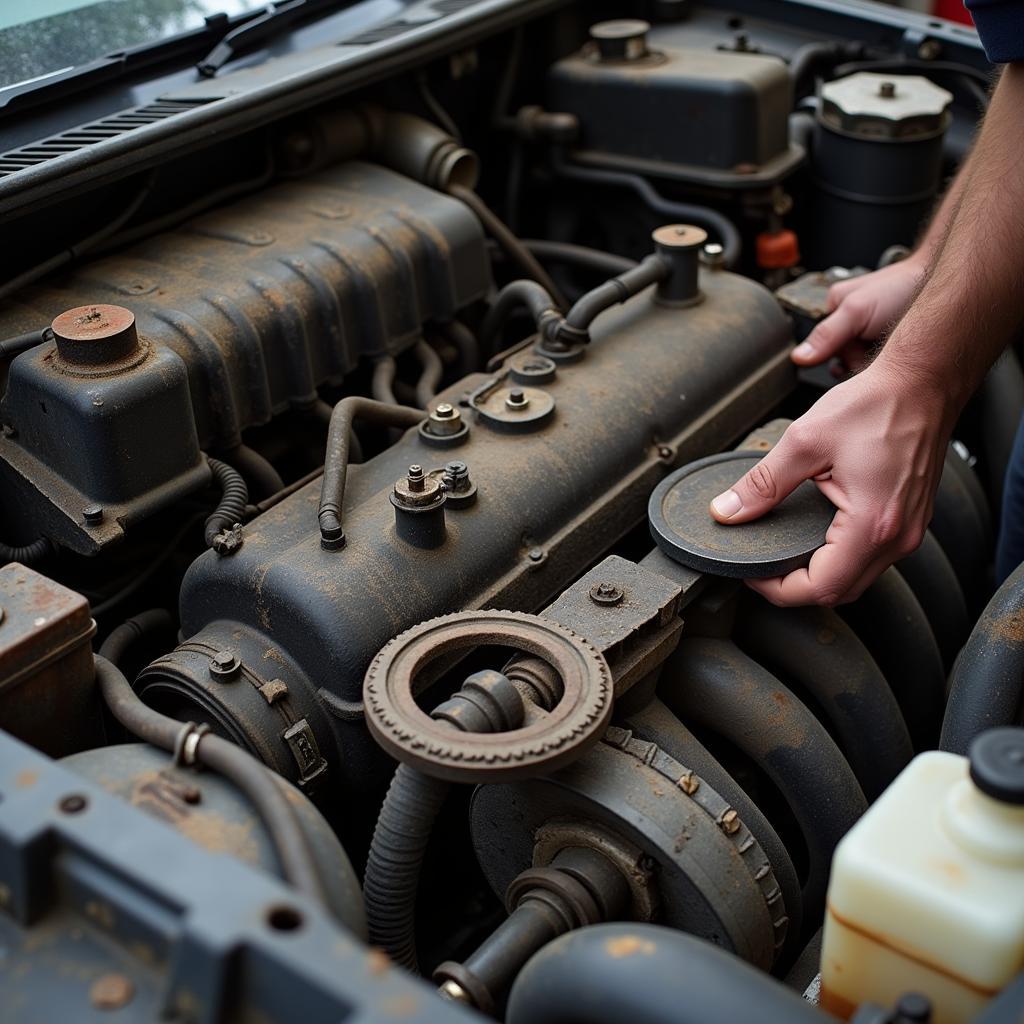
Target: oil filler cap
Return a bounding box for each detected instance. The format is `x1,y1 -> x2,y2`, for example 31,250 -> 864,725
969,727 -> 1024,805
647,451 -> 835,578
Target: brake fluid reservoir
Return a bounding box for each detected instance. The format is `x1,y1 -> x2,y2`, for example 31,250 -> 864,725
820,728 -> 1024,1022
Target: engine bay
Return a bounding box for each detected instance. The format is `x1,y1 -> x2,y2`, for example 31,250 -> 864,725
0,1 -> 1020,1021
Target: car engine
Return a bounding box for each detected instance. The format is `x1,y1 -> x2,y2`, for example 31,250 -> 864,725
0,1 -> 1020,1021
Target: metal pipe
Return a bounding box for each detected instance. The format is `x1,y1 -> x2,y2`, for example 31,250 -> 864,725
734,598 -> 912,799
838,567 -> 945,749
941,561 -> 1024,754
505,924 -> 830,1024
94,654 -> 325,903
659,638 -> 866,913
317,397 -> 423,549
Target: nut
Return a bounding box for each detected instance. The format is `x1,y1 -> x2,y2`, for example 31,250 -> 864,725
209,650 -> 241,680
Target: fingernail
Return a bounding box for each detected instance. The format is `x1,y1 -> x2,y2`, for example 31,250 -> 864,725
792,342 -> 815,360
712,489 -> 742,519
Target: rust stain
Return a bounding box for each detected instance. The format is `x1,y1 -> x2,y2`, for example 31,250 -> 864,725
15,770 -> 37,788
379,994 -> 419,1017
927,858 -> 967,887
826,905 -> 998,996
604,935 -> 657,959
987,611 -> 1024,645
366,949 -> 391,976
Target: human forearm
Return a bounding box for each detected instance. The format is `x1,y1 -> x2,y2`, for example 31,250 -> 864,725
877,64 -> 1024,409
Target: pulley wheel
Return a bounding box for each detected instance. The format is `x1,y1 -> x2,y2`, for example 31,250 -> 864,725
648,451 -> 835,578
363,610 -> 612,782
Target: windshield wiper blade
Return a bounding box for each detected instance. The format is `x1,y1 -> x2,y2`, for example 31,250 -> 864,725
197,0 -> 329,78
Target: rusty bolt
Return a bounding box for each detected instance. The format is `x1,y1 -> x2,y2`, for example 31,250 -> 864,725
90,973 -> 135,1011
83,505 -> 104,526
589,581 -> 624,606
407,465 -> 426,492
59,794 -> 88,814
209,650 -> 241,681
505,388 -> 530,410
678,771 -> 700,796
443,461 -> 470,492
878,80 -> 897,99
719,808 -> 740,835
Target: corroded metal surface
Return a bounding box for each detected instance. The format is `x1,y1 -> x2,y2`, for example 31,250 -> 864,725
363,610 -> 612,782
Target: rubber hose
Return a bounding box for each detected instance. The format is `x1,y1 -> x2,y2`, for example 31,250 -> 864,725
372,357 -> 398,405
941,560 -> 1024,753
0,537 -> 51,566
363,764 -> 451,971
223,443 -> 284,499
98,609 -> 174,666
522,239 -> 638,278
94,655 -> 325,902
734,598 -> 912,799
204,457 -> 249,546
317,397 -> 424,547
413,340 -> 444,409
551,155 -> 741,268
437,320 -> 479,376
479,279 -> 559,356
838,567 -> 946,750
448,184 -> 567,309
506,924 -> 829,1024
896,529 -> 970,672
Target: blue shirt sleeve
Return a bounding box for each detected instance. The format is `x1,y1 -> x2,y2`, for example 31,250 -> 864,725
964,0 -> 1024,62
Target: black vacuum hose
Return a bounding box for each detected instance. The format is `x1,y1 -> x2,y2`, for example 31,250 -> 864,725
203,457 -> 249,546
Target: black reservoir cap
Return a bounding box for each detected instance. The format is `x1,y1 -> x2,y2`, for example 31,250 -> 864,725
969,727 -> 1024,805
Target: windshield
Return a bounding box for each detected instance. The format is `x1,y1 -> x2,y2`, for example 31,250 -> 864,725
0,0 -> 266,91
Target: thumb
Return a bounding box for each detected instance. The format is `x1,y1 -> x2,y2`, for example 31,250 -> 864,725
710,432 -> 823,525
791,296 -> 871,366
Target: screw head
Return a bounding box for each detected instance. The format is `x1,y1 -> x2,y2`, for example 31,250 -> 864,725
528,547 -> 545,563
506,388 -> 530,410
209,650 -> 241,680
83,505 -> 104,525
879,80 -> 897,99
59,793 -> 88,814
589,581 -> 624,606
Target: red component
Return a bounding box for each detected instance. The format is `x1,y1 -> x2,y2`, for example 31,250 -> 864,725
933,0 -> 972,26
756,229 -> 801,269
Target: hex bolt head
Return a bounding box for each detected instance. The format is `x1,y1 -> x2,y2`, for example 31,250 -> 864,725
879,80 -> 896,99
209,650 -> 241,680
83,505 -> 104,525
589,581 -> 624,606
426,402 -> 465,438
505,388 -> 530,410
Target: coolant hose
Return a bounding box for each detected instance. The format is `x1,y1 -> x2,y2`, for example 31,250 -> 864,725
203,457 -> 249,546
318,397 -> 424,549
505,924 -> 829,1024
364,670 -> 525,972
98,609 -> 174,666
94,654 -> 325,903
941,561 -> 1024,754
551,154 -> 741,268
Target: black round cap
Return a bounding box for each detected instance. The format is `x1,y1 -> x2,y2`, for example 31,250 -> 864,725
648,451 -> 835,578
968,727 -> 1024,805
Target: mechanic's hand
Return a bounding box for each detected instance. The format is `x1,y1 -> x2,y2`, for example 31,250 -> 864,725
709,358 -> 952,606
792,257 -> 926,373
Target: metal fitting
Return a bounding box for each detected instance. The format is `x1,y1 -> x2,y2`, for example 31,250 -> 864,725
589,581 -> 624,606
209,650 -> 241,681
505,388 -> 530,411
